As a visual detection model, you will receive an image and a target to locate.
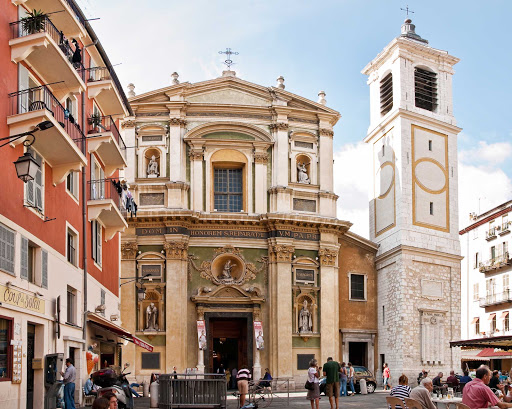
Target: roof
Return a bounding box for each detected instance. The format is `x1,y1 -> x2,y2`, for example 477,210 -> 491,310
450,335 -> 512,351
477,348 -> 512,358
460,201 -> 512,235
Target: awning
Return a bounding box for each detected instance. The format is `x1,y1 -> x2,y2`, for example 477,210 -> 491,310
501,311 -> 509,319
477,348 -> 512,358
471,317 -> 480,324
488,313 -> 497,321
87,312 -> 154,352
461,349 -> 490,362
451,335 -> 512,351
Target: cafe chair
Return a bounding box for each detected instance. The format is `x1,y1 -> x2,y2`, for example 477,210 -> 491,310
455,404 -> 471,409
386,397 -> 405,409
404,398 -> 423,409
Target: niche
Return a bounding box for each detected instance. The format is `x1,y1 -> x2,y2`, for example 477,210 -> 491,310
144,148 -> 161,178
296,154 -> 311,184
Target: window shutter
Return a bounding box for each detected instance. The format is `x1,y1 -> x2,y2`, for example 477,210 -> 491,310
99,168 -> 105,199
35,161 -> 43,211
380,72 -> 393,115
414,67 -> 438,112
20,237 -> 28,280
26,180 -> 34,205
42,249 -> 48,288
97,223 -> 102,264
0,224 -> 15,275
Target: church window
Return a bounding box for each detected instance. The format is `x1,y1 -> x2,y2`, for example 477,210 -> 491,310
380,72 -> 393,116
414,67 -> 438,112
428,140 -> 433,151
429,202 -> 434,215
350,274 -> 366,301
214,168 -> 243,212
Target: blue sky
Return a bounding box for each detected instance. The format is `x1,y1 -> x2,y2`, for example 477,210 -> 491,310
80,0 -> 512,236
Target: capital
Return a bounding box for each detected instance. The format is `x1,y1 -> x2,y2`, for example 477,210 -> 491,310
254,152 -> 269,164
170,117 -> 187,127
318,248 -> 338,266
121,242 -> 138,259
121,120 -> 137,129
189,149 -> 204,161
319,128 -> 334,137
269,245 -> 295,263
270,123 -> 289,131
164,241 -> 188,260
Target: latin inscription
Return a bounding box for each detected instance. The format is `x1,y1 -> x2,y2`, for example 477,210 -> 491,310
295,269 -> 315,282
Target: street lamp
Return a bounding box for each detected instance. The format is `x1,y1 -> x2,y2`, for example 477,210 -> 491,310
0,121 -> 55,183
120,273 -> 153,302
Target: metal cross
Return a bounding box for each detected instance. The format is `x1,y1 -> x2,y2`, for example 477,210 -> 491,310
400,5 -> 414,17
219,48 -> 239,70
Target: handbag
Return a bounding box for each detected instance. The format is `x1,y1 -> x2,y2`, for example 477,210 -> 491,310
305,380 -> 314,390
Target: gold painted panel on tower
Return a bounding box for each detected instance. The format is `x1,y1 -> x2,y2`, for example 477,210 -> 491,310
411,125 -> 449,232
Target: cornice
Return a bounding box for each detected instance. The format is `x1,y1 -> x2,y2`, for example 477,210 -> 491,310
375,244 -> 463,266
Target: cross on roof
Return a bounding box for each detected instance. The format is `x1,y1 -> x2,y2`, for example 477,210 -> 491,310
219,48 -> 239,70
400,5 -> 414,17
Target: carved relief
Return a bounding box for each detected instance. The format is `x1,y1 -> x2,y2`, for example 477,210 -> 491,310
121,242 -> 138,259
254,152 -> 269,164
318,248 -> 338,266
188,245 -> 268,286
269,245 -> 295,263
319,128 -> 334,137
270,123 -> 289,131
164,241 -> 188,260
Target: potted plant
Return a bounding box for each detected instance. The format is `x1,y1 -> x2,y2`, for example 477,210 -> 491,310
88,113 -> 102,133
21,9 -> 47,35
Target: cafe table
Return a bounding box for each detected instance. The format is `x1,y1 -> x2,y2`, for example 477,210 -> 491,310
432,397 -> 462,408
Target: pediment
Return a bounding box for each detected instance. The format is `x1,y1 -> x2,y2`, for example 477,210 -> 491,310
187,88 -> 270,107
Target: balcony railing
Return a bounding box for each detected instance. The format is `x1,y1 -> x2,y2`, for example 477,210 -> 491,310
87,115 -> 126,151
479,252 -> 510,273
10,16 -> 85,81
500,222 -> 511,235
479,290 -> 512,307
88,178 -> 123,206
86,66 -> 112,82
8,85 -> 85,152
486,227 -> 497,240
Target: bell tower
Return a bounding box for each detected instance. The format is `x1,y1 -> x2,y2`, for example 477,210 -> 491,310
362,19 -> 462,381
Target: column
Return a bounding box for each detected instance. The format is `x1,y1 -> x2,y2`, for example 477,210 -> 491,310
254,150 -> 268,214
269,241 -> 294,378
189,147 -> 204,211
164,238 -> 189,372
121,119 -> 137,183
319,246 -> 340,361
120,242 -> 138,371
252,306 -> 262,380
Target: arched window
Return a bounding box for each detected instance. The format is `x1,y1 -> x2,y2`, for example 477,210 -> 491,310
380,72 -> 393,115
414,67 -> 437,112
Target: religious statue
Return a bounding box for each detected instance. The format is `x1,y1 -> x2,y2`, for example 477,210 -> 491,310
219,260 -> 236,280
198,330 -> 207,350
299,300 -> 313,333
297,162 -> 310,184
145,302 -> 158,331
147,155 -> 159,177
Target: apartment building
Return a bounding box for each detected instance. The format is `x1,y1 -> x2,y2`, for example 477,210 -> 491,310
0,1 -> 141,408
460,200 -> 512,371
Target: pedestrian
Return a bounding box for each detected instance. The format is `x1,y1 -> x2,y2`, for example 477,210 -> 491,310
347,362 -> 356,396
102,392 -> 118,409
173,366 -> 178,380
226,367 -> 231,387
84,374 -> 98,397
322,357 -> 341,409
236,365 -> 251,408
61,358 -> 76,409
306,359 -> 320,409
389,374 -> 412,409
231,367 -> 238,389
92,397 -> 109,409
339,362 -> 348,397
383,363 -> 391,390
217,363 -> 226,374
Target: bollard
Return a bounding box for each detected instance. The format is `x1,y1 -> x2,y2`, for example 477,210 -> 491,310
359,378 -> 368,395
150,381 -> 159,408
142,381 -> 150,397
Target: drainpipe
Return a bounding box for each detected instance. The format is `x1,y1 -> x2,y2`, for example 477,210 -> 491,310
82,88 -> 88,343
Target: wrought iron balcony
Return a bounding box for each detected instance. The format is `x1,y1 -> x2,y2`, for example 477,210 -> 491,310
7,85 -> 87,184
500,222 -> 511,236
9,16 -> 85,99
86,67 -> 128,117
479,290 -> 512,307
87,115 -> 127,175
87,178 -> 128,240
478,252 -> 511,273
486,227 -> 497,241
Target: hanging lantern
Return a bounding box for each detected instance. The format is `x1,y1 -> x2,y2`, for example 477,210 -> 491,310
13,150 -> 39,183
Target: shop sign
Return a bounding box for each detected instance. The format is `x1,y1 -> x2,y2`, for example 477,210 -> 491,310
0,284 -> 45,314
254,321 -> 264,350
197,320 -> 207,350
133,336 -> 153,352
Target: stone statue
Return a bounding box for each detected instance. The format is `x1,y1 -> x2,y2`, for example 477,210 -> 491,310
299,300 -> 313,333
147,155 -> 159,177
297,162 -> 310,184
145,302 -> 158,331
219,260 -> 236,280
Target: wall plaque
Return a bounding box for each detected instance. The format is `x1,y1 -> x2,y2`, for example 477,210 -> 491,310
141,352 -> 160,369
141,265 -> 162,279
293,198 -> 316,212
140,193 -> 165,206
295,269 -> 315,283
421,280 -> 443,300
141,135 -> 163,142
295,141 -> 314,149
297,354 -> 315,370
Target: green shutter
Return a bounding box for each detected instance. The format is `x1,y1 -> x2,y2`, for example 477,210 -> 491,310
20,237 -> 28,280
42,249 -> 48,288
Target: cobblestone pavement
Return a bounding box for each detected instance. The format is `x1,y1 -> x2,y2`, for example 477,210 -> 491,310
125,390 -> 390,409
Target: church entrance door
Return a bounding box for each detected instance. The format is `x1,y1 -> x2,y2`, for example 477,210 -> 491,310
209,318 -> 248,374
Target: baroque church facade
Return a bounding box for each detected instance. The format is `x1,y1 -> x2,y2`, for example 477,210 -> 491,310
118,70 -> 364,384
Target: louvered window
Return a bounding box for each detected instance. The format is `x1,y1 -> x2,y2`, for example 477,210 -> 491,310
380,72 -> 393,115
26,151 -> 43,211
414,67 -> 438,112
92,220 -> 102,265
0,224 -> 15,275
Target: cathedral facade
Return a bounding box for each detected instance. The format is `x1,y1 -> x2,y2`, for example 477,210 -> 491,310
118,70 -> 358,384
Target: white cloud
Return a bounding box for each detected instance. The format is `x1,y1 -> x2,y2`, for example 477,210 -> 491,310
333,142 -> 371,238
459,141 -> 512,165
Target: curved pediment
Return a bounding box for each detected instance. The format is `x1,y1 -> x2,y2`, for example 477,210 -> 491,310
191,285 -> 265,304
184,121 -> 273,142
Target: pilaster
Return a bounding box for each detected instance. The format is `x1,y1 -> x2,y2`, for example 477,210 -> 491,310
169,117 -> 187,181
164,236 -> 189,372
318,125 -> 334,192
189,146 -> 204,211
120,241 -> 138,372
254,150 -> 268,214
319,246 -> 340,360
270,112 -> 290,187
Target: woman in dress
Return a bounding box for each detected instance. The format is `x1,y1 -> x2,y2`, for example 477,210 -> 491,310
306,359 -> 320,409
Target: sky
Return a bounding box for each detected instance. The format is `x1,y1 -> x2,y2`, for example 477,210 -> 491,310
78,0 -> 512,237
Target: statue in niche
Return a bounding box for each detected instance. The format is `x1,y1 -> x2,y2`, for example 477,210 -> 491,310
219,260 -> 236,281
299,300 -> 313,333
145,302 -> 159,331
297,162 -> 310,184
147,155 -> 159,177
